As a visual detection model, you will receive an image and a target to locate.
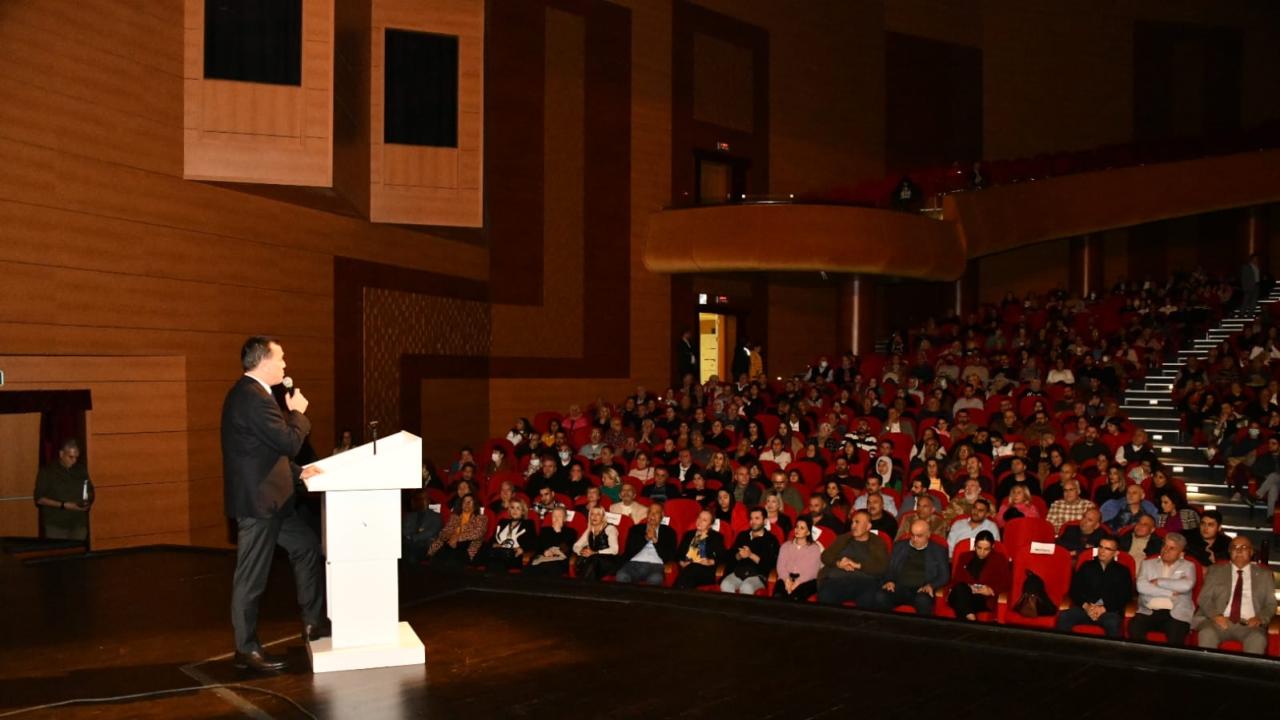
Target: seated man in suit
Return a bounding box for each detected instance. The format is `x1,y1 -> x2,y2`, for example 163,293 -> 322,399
1129,532 -> 1197,647
1054,536 -> 1133,638
1194,535 -> 1277,655
615,502 -> 677,585
874,519 -> 950,615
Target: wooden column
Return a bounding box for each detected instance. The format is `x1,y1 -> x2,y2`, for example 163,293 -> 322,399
1069,234 -> 1103,297
838,275 -> 876,356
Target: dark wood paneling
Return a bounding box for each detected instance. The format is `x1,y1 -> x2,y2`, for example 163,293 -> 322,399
486,0 -> 546,305
886,32 -> 983,174
671,0 -> 770,204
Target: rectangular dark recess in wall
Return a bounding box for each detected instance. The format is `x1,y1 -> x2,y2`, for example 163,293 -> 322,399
204,0 -> 303,85
384,28 -> 459,147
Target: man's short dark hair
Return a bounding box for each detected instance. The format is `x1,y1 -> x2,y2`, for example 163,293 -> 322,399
749,506 -> 765,518
973,498 -> 991,510
240,335 -> 279,372
59,438 -> 81,453
1201,509 -> 1224,525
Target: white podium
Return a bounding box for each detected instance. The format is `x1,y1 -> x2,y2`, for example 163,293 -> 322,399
302,430 -> 425,673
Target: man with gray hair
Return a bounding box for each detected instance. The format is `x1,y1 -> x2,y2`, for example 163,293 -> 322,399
1128,532 -> 1197,647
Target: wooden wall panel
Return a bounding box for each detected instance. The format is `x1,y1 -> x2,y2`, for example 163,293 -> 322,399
490,7 -> 586,358
976,238 -> 1072,304
0,355 -> 189,548
0,413 -> 41,538
183,0 -> 334,186
767,278 -> 840,379
368,0 -> 484,226
0,0 -> 486,550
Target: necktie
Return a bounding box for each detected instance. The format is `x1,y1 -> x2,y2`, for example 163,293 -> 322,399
1229,569 -> 1244,623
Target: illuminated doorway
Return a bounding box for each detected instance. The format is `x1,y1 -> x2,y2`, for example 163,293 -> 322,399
698,312 -> 735,383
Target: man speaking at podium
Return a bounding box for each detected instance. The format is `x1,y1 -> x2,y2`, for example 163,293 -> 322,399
222,336 -> 327,672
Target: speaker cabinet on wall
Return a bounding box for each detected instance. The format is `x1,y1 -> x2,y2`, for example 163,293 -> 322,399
184,0 -> 334,186
369,0 -> 483,228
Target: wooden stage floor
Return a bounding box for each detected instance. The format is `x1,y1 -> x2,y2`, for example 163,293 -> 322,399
2,546 -> 1277,719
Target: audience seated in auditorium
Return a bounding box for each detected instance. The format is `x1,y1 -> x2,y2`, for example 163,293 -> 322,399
526,507 -> 578,577
402,269 -> 1280,656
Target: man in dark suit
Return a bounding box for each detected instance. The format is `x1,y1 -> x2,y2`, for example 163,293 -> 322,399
676,328 -> 698,385
1240,254 -> 1261,313
222,336 -> 326,672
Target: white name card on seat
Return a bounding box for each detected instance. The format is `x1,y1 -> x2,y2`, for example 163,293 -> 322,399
661,516 -> 670,526
605,511 -> 622,525
712,519 -> 722,532
428,504 -> 441,513
1030,541 -> 1056,555
811,527 -> 823,541
565,510 -> 576,521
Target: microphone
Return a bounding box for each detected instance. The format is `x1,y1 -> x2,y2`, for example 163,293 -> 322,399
282,376 -> 296,397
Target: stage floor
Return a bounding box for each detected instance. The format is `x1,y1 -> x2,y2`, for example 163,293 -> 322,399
2,547 -> 1277,719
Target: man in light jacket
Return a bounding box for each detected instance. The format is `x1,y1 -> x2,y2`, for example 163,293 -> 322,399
1128,532 -> 1197,647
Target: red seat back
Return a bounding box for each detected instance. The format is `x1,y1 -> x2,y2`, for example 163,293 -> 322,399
1003,517 -> 1056,552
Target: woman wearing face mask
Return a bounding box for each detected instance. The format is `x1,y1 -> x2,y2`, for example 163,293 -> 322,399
486,446 -> 510,477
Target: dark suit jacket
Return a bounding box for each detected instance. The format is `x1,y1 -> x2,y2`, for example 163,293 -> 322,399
621,522 -> 678,563
221,376 -> 311,519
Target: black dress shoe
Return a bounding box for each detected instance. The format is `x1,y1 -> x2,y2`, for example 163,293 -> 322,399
233,649 -> 288,672
304,622 -> 332,642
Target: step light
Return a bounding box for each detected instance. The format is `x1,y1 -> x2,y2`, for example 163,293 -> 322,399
1186,485 -> 1199,493
1173,466 -> 1184,473
1161,446 -> 1172,453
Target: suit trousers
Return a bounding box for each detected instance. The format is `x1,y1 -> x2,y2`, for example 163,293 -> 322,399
1127,610 -> 1190,647
1196,620 -> 1268,654
231,509 -> 324,654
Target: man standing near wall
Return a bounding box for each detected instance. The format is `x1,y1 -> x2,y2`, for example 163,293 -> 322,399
33,439 -> 94,541
1240,253 -> 1260,313
221,336 -> 327,672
